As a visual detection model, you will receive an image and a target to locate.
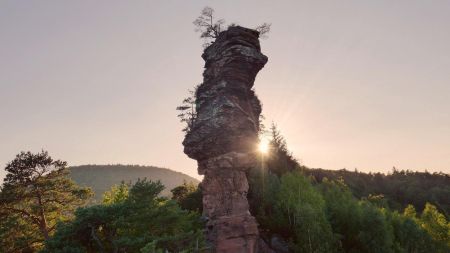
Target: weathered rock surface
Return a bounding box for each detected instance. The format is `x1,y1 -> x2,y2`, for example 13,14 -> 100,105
183,26 -> 268,252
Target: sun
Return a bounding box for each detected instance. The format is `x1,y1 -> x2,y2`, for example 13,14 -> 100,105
258,138 -> 269,154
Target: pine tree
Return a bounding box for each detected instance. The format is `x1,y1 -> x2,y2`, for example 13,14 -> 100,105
265,123 -> 299,176
0,150 -> 92,252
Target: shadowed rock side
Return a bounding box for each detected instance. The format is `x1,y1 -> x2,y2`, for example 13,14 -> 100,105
183,26 -> 270,253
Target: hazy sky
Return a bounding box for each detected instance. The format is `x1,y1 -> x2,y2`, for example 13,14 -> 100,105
1,1 -> 449,181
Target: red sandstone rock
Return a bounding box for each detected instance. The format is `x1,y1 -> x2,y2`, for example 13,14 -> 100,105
183,26 -> 270,252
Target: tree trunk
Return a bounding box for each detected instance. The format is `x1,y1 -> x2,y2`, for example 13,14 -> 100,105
36,192 -> 49,240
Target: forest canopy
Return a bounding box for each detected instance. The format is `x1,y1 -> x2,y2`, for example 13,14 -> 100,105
1,131 -> 449,252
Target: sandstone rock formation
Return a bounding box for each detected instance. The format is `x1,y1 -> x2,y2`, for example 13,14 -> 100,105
183,26 -> 268,252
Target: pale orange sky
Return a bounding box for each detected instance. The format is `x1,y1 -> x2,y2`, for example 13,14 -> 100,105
1,1 -> 449,181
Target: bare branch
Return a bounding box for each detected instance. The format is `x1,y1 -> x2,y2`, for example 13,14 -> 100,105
255,23 -> 271,39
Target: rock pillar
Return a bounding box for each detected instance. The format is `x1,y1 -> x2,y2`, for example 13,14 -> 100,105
183,26 -> 268,252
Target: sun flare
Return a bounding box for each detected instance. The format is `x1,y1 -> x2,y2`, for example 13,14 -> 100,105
258,138 -> 269,154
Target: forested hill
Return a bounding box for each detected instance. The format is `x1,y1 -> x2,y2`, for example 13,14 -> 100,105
69,165 -> 199,202
67,164 -> 449,216
304,168 -> 450,216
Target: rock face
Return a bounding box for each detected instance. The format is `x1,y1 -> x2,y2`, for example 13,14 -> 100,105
183,26 -> 268,252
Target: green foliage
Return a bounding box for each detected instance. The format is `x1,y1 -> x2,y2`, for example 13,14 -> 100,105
386,209 -> 433,253
319,180 -> 398,253
304,168 -> 450,216
68,164 -> 199,202
357,202 -> 394,253
419,203 -> 450,251
247,166 -> 280,230
43,179 -> 205,253
171,181 -> 202,213
248,126 -> 449,252
317,178 -> 361,252
275,172 -> 336,252
0,213 -> 42,253
250,169 -> 449,252
403,204 -> 418,219
102,181 -> 130,205
249,169 -> 336,252
0,151 -> 92,252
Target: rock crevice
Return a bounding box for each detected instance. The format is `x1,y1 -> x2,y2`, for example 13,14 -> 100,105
183,26 -> 268,253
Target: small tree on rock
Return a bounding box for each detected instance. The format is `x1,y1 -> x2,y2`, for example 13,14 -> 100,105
193,6 -> 225,44
176,84 -> 199,133
193,6 -> 271,47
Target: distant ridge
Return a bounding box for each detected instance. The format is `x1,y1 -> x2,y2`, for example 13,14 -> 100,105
69,164 -> 199,202
304,168 -> 450,215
